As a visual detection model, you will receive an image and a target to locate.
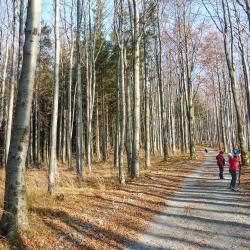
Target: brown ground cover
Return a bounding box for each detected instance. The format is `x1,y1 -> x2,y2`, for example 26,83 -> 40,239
0,150 -> 204,250
240,166 -> 250,198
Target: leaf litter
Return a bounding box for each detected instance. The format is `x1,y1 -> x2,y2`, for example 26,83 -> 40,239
0,150 -> 207,250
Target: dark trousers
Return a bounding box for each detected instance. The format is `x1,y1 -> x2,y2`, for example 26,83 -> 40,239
219,167 -> 224,179
230,170 -> 237,189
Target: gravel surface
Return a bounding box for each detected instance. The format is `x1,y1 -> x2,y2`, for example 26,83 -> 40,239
125,150 -> 250,250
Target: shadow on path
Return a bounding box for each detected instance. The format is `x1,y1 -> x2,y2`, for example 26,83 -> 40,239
125,149 -> 250,250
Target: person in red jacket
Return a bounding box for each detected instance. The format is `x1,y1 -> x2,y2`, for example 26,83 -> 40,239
228,153 -> 241,191
216,151 -> 225,179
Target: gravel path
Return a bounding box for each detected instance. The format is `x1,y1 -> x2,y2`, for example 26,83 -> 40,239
125,149 -> 250,250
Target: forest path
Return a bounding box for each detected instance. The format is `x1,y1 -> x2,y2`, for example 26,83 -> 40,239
125,149 -> 250,250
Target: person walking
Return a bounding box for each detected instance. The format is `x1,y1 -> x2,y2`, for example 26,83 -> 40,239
216,151 -> 225,179
228,153 -> 241,191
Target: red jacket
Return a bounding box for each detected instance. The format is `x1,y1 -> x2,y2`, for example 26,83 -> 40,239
216,153 -> 225,167
229,156 -> 241,171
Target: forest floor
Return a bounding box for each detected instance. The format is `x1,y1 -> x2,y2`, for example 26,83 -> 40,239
0,149 -> 249,250
125,149 -> 250,250
0,150 -> 205,250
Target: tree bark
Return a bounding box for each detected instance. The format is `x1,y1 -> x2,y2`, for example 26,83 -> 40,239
17,0 -> 24,82
67,0 -> 74,170
114,56 -> 120,169
131,0 -> 140,178
125,49 -> 132,172
0,0 -> 40,235
143,1 -> 150,167
155,7 -> 168,160
76,0 -> 83,178
48,0 -> 60,194
6,0 -> 17,163
0,38 -> 9,128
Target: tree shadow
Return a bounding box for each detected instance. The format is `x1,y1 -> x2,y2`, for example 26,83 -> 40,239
33,207 -> 156,249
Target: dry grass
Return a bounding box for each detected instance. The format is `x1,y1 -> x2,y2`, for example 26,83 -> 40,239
0,149 -> 205,250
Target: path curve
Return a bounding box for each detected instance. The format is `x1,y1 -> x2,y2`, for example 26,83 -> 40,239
125,149 -> 250,250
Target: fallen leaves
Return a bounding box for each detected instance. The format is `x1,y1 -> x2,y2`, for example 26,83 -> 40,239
0,150 -> 205,249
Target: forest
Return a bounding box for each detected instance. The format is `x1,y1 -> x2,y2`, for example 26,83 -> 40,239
0,0 -> 250,249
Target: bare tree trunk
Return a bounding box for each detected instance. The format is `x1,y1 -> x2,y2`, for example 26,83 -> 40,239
220,70 -> 228,152
114,0 -> 126,183
170,92 -> 176,155
131,0 -> 140,178
155,8 -> 168,160
185,53 -> 196,159
48,0 -> 60,194
87,1 -> 92,172
95,99 -> 101,161
17,0 -> 24,81
118,45 -> 125,184
67,0 -> 74,170
0,38 -> 9,127
125,50 -> 132,172
76,0 -> 83,178
118,1 -> 125,184
114,56 -> 120,169
144,59 -> 151,167
180,94 -> 185,153
213,78 -> 221,149
34,93 -> 40,164
87,0 -> 97,172
30,111 -> 34,165
143,1 -> 150,167
0,0 -> 40,235
6,0 -> 17,163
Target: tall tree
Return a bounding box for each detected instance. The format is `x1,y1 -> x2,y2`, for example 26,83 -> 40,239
6,0 -> 17,163
143,0 -> 151,167
0,36 -> 9,127
130,0 -> 140,178
114,0 -> 125,184
76,0 -> 83,178
67,0 -> 74,170
48,0 -> 60,194
0,0 -> 41,235
155,2 -> 168,160
17,0 -> 25,81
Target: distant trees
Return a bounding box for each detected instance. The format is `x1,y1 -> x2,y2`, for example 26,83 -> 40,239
203,0 -> 249,165
0,0 -> 249,176
221,0 -> 248,165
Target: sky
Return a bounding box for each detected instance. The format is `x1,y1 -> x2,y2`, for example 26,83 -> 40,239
41,0 -> 114,40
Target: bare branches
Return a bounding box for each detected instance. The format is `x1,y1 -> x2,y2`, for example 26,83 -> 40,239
202,0 -> 224,33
